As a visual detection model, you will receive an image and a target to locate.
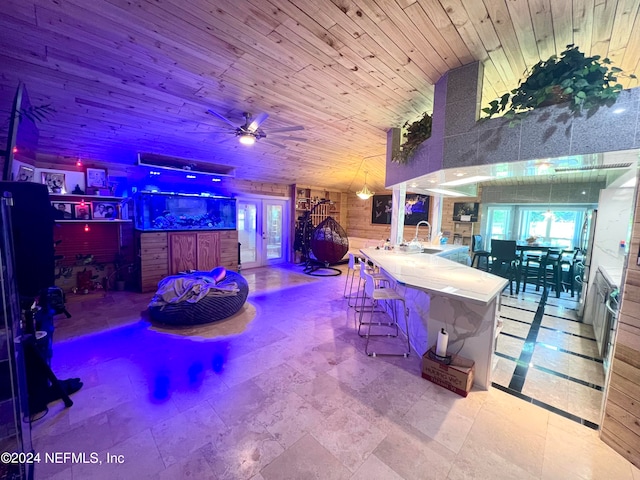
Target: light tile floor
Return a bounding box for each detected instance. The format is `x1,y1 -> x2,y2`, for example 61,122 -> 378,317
494,286 -> 605,426
30,264 -> 639,479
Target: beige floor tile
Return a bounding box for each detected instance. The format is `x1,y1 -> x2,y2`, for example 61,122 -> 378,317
522,368 -> 570,413
260,434 -> 350,480
500,318 -> 531,338
373,423 -> 456,480
350,454 -> 405,480
403,396 -> 475,453
481,388 -> 550,437
544,420 -> 634,480
196,425 -> 284,480
71,428 -> 164,480
491,356 -> 517,386
495,334 -> 525,358
465,408 -> 545,477
541,315 -> 596,338
566,381 -> 604,425
254,391 -> 325,449
155,452 -> 217,480
448,437 -> 539,480
150,401 -> 227,466
310,408 -> 385,472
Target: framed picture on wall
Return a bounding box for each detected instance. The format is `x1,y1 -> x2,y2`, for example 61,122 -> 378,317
371,195 -> 392,224
453,202 -> 479,222
17,165 -> 34,182
86,167 -> 107,188
74,203 -> 91,220
92,201 -> 118,219
51,202 -> 73,220
41,171 -> 66,193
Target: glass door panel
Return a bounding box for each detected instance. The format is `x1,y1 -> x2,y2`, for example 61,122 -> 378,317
265,203 -> 284,261
237,197 -> 288,268
238,201 -> 259,268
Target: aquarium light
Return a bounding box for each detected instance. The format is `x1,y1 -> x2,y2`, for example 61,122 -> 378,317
150,170 -> 161,175
186,174 -> 197,179
211,178 -> 221,182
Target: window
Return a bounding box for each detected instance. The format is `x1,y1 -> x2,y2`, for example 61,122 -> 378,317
485,206 -> 512,241
518,208 -> 584,248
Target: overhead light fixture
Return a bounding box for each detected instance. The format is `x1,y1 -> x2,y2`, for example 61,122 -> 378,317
356,171 -> 374,200
423,188 -> 469,197
239,133 -> 255,145
440,175 -> 494,186
455,172 -> 465,177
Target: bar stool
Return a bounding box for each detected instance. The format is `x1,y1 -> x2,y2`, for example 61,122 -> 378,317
357,269 -> 410,357
343,253 -> 362,307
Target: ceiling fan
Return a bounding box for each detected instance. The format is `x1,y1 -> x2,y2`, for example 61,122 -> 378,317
206,109 -> 305,148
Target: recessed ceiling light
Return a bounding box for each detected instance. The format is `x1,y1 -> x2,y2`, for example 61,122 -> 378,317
429,180 -> 436,184
424,188 -> 469,197
582,191 -> 586,195
455,172 -> 465,177
614,108 -> 626,114
440,175 -> 494,186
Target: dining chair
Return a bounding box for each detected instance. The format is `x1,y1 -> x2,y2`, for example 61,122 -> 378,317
470,234 -> 490,271
490,240 -> 520,295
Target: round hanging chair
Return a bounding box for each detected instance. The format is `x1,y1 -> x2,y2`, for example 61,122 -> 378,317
311,216 -> 349,264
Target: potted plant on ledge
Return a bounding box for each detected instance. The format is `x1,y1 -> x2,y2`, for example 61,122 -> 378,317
392,112 -> 432,165
482,44 -> 636,120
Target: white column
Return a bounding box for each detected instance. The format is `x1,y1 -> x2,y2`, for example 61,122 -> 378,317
430,194 -> 443,243
391,184 -> 406,245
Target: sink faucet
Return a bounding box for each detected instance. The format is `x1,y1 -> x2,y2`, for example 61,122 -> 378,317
414,220 -> 432,244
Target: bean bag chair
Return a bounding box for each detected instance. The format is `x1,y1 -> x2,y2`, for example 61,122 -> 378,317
148,270 -> 249,325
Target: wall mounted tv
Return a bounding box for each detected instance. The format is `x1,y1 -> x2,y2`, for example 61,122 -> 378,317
371,194 -> 430,225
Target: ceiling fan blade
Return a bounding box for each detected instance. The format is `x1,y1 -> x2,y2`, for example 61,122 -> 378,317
269,135 -> 306,142
268,125 -> 305,133
207,109 -> 237,128
216,135 -> 235,144
262,139 -> 287,148
248,112 -> 269,132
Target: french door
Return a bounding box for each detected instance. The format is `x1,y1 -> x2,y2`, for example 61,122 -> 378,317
237,197 -> 289,269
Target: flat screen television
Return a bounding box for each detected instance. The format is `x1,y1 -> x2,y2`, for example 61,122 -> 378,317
371,194 -> 430,225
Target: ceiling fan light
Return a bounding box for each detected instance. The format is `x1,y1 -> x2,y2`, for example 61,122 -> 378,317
239,133 -> 255,145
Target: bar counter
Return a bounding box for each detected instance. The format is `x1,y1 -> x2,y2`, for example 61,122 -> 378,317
360,247 -> 508,389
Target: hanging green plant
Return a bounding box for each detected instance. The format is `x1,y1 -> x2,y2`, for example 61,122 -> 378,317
482,45 -> 636,120
392,112 -> 432,164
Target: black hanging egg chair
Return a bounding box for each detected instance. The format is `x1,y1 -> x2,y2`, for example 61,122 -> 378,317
297,202 -> 348,276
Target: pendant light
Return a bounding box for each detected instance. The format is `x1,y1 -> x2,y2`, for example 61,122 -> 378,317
356,171 -> 374,200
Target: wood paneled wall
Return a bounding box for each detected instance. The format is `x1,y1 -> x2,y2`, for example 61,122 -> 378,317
601,180 -> 640,468
346,194 -> 392,241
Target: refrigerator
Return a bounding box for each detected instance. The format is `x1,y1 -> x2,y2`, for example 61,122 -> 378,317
577,209 -> 596,318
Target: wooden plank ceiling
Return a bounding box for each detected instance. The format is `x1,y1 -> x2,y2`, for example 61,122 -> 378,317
1,0 -> 640,192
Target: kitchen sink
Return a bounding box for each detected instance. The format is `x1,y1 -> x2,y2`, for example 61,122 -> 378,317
421,248 -> 443,254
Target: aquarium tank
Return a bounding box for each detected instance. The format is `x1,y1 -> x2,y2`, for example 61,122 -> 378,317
134,191 -> 237,231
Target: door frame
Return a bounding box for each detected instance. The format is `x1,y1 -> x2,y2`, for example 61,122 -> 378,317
236,194 -> 290,269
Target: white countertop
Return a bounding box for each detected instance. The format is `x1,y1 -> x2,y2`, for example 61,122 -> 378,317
360,247 -> 508,305
597,264 -> 623,288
